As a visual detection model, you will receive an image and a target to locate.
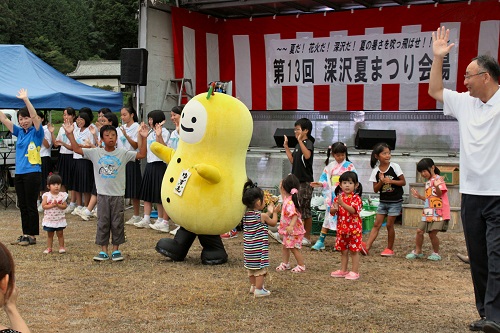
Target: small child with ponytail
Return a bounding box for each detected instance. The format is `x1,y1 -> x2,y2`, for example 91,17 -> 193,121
242,179 -> 280,297
275,174 -> 306,273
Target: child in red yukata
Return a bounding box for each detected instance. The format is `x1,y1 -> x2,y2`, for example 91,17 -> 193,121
330,171 -> 363,280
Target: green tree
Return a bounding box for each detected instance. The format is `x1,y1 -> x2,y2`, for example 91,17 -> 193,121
89,0 -> 139,59
31,36 -> 76,73
0,0 -> 16,43
4,0 -> 138,67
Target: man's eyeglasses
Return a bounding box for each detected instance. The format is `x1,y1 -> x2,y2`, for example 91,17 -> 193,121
464,72 -> 486,79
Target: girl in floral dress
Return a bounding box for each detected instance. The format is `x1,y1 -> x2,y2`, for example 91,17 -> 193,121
275,174 -> 306,273
330,171 -> 363,280
41,174 -> 68,254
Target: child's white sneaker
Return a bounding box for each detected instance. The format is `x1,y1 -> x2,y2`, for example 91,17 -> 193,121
170,225 -> 180,235
125,216 -> 142,225
134,218 -> 150,228
64,205 -> 75,214
71,206 -> 83,216
254,288 -> 271,297
151,221 -> 170,233
77,209 -> 91,221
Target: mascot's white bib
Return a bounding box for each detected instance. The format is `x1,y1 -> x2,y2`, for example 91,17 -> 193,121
151,92 -> 253,235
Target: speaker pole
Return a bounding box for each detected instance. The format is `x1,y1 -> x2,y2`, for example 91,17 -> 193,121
136,84 -> 141,122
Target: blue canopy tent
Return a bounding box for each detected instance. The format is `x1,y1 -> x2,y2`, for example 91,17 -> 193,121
0,45 -> 123,111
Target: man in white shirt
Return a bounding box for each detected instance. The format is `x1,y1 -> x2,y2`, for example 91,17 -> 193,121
428,26 -> 500,333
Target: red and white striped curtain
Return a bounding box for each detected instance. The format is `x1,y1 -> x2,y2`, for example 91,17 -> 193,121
171,1 -> 500,111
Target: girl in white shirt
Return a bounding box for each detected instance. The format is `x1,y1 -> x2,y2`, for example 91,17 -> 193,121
135,110 -> 170,231
71,112 -> 95,215
118,107 -> 143,225
53,107 -> 77,213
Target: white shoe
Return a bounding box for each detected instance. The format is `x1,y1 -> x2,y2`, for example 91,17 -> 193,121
149,220 -> 163,230
170,226 -> 180,235
125,216 -> 142,225
301,238 -> 311,246
268,230 -> 282,244
151,221 -> 170,233
71,206 -> 83,216
92,208 -> 98,218
37,204 -> 44,213
64,205 -> 75,214
77,209 -> 90,221
134,219 -> 151,228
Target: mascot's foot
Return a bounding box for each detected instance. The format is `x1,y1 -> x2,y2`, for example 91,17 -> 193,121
201,256 -> 228,265
155,241 -> 184,261
156,228 -> 196,262
199,235 -> 228,265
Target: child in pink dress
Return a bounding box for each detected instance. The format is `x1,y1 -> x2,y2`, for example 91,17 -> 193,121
276,174 -> 306,273
330,171 -> 363,280
41,174 -> 68,254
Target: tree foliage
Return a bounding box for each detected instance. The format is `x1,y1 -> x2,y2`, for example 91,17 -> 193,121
0,0 -> 16,43
0,0 -> 139,73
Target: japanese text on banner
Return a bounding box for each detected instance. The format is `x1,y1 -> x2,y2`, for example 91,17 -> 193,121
267,31 -> 458,87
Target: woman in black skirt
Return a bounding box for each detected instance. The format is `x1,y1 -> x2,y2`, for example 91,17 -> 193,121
135,110 -> 170,231
53,107 -> 77,213
118,106 -> 143,225
71,112 -> 95,216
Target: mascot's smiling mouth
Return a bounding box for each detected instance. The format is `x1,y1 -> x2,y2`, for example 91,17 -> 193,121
181,124 -> 193,132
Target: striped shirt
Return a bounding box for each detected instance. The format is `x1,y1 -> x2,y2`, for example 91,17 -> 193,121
243,210 -> 269,270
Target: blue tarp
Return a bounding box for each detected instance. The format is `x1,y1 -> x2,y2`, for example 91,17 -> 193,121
0,45 -> 123,111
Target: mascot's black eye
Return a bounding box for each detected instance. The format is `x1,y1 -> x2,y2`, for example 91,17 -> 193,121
191,117 -> 196,123
170,177 -> 174,183
177,158 -> 181,163
166,197 -> 170,203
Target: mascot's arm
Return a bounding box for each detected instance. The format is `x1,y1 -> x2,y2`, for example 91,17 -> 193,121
151,142 -> 175,164
193,164 -> 221,184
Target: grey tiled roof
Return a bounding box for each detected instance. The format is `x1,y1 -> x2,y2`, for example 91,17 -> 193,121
67,60 -> 121,78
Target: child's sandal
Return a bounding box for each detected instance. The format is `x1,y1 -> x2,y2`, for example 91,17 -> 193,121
43,248 -> 52,254
275,262 -> 291,271
291,265 -> 306,273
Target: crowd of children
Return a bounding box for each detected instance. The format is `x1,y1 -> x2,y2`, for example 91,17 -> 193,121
237,117 -> 453,297
2,93 -> 451,297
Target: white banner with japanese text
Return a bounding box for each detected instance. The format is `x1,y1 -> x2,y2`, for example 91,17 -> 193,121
267,31 -> 458,87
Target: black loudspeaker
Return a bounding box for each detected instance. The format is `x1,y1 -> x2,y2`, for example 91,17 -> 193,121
355,129 -> 396,150
121,48 -> 148,86
273,128 -> 298,148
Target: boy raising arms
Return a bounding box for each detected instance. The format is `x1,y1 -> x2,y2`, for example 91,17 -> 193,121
63,119 -> 149,261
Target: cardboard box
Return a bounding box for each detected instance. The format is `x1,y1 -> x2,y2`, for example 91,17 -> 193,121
439,166 -> 460,185
402,204 -> 462,231
416,164 -> 460,185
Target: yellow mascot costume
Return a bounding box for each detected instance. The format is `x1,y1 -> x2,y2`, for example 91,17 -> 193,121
151,90 -> 252,264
